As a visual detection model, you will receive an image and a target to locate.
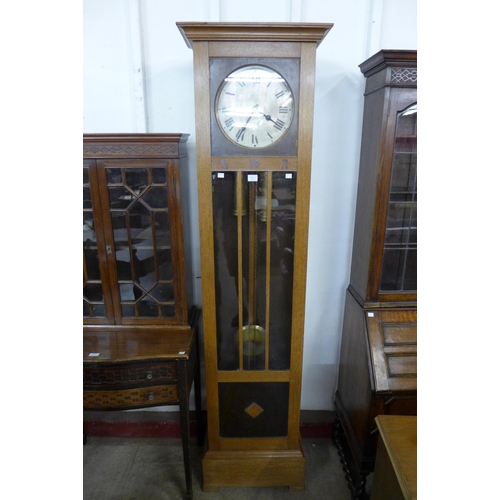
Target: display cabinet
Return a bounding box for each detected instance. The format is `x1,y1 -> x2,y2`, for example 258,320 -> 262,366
333,50 -> 417,499
177,22 -> 332,491
83,134 -> 201,499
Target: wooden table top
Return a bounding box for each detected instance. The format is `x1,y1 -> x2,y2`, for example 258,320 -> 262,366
375,415 -> 417,500
83,327 -> 195,363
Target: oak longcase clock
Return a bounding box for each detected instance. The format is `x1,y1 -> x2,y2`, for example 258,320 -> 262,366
177,22 -> 332,491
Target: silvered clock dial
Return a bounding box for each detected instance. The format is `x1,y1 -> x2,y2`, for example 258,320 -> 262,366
215,65 -> 294,149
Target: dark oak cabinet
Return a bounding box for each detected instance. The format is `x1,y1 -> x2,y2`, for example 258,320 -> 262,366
83,134 -> 201,499
333,50 -> 417,499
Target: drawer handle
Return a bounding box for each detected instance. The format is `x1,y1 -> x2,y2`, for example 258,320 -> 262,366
146,371 -> 153,380
147,392 -> 154,401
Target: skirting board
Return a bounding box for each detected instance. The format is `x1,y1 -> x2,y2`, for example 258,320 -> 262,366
83,410 -> 333,439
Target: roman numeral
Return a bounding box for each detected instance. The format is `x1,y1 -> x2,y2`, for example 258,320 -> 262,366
237,81 -> 245,87
236,128 -> 246,141
279,107 -> 289,114
274,119 -> 285,131
225,92 -> 235,96
275,91 -> 284,98
225,117 -> 234,129
252,134 -> 258,145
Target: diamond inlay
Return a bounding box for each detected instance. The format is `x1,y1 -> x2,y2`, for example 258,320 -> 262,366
245,402 -> 264,419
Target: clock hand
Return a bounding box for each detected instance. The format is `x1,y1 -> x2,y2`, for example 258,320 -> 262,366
262,113 -> 277,125
244,105 -> 260,124
235,127 -> 246,141
260,113 -> 285,131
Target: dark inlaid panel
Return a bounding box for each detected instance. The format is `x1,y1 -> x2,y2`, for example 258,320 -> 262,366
218,382 -> 289,437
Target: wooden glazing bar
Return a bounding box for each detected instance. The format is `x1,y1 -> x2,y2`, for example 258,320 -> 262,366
237,171 -> 244,371
248,179 -> 257,328
123,208 -> 138,317
83,251 -> 89,283
217,370 -> 290,383
151,211 -> 159,282
265,172 -> 272,370
95,163 -> 123,322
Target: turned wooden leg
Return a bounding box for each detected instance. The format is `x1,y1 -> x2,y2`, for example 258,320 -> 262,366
332,412 -> 369,500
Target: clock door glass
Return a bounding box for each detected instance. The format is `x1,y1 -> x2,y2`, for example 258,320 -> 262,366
212,171 -> 297,371
215,65 -> 294,149
380,103 -> 417,292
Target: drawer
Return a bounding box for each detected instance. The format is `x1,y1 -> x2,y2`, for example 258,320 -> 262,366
83,361 -> 177,388
83,385 -> 178,410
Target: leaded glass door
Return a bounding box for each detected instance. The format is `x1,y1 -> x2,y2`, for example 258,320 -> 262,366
83,158 -> 187,326
83,160 -> 114,324
380,103 -> 417,292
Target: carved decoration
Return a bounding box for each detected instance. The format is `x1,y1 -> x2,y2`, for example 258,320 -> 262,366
83,142 -> 179,157
391,67 -> 417,84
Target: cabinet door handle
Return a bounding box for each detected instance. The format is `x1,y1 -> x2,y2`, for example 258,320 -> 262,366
147,392 -> 155,401
106,245 -> 112,254
146,371 -> 153,380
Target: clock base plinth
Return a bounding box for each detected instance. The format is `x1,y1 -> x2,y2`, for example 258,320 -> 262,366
201,443 -> 305,491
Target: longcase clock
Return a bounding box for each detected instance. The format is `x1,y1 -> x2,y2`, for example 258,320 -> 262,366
177,22 -> 332,491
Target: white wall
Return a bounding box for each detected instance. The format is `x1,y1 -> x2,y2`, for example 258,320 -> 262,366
83,0 -> 417,411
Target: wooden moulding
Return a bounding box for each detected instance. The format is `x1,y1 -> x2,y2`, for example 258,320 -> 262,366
177,22 -> 333,48
211,156 -> 298,171
201,447 -> 305,491
359,49 -> 417,78
83,133 -> 190,159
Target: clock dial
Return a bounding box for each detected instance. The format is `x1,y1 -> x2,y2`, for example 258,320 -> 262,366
215,65 -> 295,149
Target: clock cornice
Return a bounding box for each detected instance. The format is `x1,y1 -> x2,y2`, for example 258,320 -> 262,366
176,22 -> 333,48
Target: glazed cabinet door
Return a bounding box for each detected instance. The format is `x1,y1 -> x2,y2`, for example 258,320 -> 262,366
83,159 -> 115,324
370,89 -> 417,302
83,159 -> 187,326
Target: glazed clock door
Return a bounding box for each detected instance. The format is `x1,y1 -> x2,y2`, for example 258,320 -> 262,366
93,159 -> 186,325
213,171 -> 296,372
213,170 -> 297,437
